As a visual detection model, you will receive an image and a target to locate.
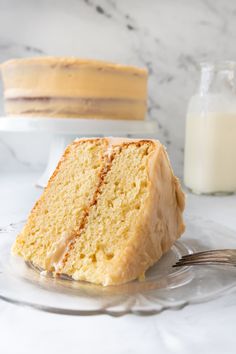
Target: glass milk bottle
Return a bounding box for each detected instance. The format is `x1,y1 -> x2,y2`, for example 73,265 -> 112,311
184,61 -> 236,194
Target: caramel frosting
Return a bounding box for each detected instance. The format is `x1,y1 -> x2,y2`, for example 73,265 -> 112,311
1,57 -> 147,74
91,138 -> 185,285
4,97 -> 146,119
1,57 -> 148,120
45,231 -> 75,272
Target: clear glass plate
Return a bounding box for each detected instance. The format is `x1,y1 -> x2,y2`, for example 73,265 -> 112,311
0,215 -> 236,316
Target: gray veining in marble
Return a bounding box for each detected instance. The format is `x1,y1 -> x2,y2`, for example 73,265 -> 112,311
0,0 -> 236,177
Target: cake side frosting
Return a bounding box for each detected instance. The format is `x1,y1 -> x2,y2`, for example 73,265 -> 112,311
1,57 -> 147,120
3,67 -> 147,99
103,142 -> 185,285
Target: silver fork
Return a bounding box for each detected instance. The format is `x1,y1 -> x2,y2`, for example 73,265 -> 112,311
173,249 -> 236,268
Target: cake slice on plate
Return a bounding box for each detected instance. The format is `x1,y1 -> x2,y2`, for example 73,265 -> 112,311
12,138 -> 185,286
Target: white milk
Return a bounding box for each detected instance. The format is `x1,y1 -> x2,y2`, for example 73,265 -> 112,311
184,95 -> 236,194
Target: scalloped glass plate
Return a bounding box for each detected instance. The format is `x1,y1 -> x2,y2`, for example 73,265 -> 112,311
0,215 -> 236,316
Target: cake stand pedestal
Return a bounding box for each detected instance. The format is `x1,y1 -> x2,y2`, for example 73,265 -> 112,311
0,117 -> 158,187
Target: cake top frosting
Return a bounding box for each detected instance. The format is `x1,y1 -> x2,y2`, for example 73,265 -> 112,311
1,57 -> 147,76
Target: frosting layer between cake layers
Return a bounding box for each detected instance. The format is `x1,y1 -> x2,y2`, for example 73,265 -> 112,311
1,57 -> 148,120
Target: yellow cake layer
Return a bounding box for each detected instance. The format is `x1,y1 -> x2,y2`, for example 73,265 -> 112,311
1,57 -> 147,120
12,139 -> 108,269
12,138 -> 185,286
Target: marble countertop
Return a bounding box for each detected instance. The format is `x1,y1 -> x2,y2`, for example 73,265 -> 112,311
0,171 -> 236,354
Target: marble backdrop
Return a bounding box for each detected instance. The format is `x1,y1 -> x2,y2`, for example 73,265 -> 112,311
0,0 -> 236,177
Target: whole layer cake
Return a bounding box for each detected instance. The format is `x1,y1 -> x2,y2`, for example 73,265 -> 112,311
12,138 -> 185,286
1,57 -> 147,120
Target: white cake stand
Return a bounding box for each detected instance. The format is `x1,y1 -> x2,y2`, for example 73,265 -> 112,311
0,116 -> 158,187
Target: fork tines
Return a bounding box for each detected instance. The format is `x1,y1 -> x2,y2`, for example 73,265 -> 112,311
173,249 -> 236,267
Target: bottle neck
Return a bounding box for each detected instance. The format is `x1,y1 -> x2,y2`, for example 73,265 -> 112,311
199,62 -> 236,96
199,67 -> 214,95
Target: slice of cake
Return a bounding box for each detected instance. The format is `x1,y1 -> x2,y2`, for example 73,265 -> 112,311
1,57 -> 147,120
12,138 -> 185,286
